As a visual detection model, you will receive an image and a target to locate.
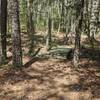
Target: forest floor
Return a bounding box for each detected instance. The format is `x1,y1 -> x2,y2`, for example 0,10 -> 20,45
0,31 -> 100,100
0,58 -> 100,100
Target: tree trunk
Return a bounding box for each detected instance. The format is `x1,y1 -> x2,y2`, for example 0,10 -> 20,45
26,0 -> 35,55
0,0 -> 3,65
1,0 -> 7,60
61,0 -> 66,32
46,1 -> 52,50
11,0 -> 22,67
73,0 -> 84,67
46,15 -> 52,50
89,0 -> 99,48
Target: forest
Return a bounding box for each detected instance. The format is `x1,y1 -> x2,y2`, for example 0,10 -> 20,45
0,0 -> 100,99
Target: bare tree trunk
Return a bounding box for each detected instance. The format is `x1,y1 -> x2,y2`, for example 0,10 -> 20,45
0,0 -> 3,65
61,0 -> 66,32
26,0 -> 35,55
46,15 -> 52,50
11,0 -> 23,67
1,0 -> 7,60
73,0 -> 84,67
46,0 -> 52,50
89,0 -> 99,48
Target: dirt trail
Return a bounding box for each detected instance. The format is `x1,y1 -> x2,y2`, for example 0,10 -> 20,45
0,58 -> 100,100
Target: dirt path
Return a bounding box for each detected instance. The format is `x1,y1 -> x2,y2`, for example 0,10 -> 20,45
0,58 -> 100,100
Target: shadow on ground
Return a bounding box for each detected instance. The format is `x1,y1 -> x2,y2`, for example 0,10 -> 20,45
0,57 -> 100,100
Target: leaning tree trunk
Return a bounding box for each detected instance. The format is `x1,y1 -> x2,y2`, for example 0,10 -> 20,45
11,0 -> 22,67
73,0 -> 84,67
1,0 -> 7,60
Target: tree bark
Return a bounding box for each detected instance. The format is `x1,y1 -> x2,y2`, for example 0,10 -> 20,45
89,0 -> 99,48
46,1 -> 52,50
1,0 -> 7,60
46,15 -> 52,50
73,0 -> 84,67
26,0 -> 35,55
11,0 -> 23,67
0,0 -> 3,65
